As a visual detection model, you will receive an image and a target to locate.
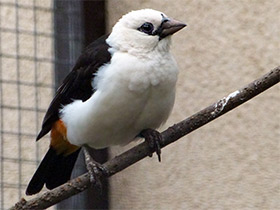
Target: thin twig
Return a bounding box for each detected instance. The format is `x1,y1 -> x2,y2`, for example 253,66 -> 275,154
10,67 -> 280,210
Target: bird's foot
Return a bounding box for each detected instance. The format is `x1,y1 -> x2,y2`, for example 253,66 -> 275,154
140,128 -> 162,162
83,147 -> 109,192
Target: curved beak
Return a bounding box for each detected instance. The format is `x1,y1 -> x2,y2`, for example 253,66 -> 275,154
159,18 -> 186,39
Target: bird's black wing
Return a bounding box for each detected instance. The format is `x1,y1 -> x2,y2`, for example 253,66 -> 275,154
36,35 -> 111,140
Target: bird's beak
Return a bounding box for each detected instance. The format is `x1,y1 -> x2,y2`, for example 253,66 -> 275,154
159,18 -> 186,39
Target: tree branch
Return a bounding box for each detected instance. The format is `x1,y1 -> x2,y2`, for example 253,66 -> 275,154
10,67 -> 280,210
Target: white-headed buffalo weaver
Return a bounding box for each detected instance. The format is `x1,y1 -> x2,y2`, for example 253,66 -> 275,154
26,9 -> 186,195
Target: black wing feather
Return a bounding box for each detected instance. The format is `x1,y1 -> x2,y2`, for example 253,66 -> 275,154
37,35 -> 111,140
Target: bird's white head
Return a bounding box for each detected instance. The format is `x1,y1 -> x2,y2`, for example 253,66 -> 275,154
107,9 -> 186,56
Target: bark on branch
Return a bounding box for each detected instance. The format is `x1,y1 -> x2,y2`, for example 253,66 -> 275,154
10,66 -> 280,210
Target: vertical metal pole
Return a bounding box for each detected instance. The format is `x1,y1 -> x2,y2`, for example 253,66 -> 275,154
54,0 -> 108,209
81,1 -> 109,209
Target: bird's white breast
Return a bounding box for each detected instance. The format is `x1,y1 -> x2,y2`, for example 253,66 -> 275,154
61,50 -> 178,148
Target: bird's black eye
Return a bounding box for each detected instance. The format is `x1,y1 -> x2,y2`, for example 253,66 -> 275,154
138,22 -> 154,35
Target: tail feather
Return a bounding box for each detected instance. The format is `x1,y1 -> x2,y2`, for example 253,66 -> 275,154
26,147 -> 81,195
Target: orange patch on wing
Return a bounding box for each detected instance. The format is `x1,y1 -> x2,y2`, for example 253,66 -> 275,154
50,120 -> 80,156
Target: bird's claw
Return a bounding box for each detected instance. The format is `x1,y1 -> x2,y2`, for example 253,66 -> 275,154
83,147 -> 109,193
141,128 -> 162,162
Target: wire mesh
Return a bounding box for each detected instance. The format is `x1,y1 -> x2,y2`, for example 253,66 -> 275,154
0,0 -> 108,208
0,0 -> 55,209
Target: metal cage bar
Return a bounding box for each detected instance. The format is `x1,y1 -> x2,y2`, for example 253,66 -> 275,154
54,0 -> 108,209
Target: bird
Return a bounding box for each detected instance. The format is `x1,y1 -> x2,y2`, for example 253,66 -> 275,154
26,8 -> 186,195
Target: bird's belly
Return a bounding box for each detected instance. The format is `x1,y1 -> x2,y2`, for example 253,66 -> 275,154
61,52 -> 177,149
61,82 -> 175,149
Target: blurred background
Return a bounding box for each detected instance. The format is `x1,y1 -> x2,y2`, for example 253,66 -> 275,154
0,0 -> 279,209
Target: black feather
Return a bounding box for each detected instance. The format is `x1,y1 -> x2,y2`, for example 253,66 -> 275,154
26,147 -> 81,195
37,35 -> 112,141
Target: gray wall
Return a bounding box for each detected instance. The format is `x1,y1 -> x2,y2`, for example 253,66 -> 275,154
107,1 -> 280,209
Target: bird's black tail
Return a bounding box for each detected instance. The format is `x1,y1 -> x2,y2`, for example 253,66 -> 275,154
26,147 -> 81,195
